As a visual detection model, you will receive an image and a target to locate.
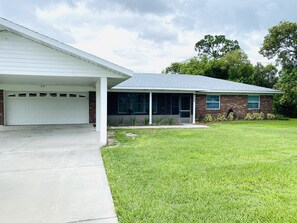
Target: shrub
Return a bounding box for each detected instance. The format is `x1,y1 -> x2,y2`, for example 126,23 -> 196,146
275,114 -> 289,120
156,117 -> 162,125
217,114 -> 227,121
203,114 -> 213,122
130,116 -> 136,126
167,117 -> 175,125
266,113 -> 276,120
144,117 -> 149,125
245,113 -> 254,120
254,112 -> 265,120
245,112 -> 265,120
227,112 -> 234,121
118,118 -> 124,126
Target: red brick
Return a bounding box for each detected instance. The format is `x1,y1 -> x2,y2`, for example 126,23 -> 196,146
196,95 -> 273,120
89,91 -> 96,123
0,90 -> 3,125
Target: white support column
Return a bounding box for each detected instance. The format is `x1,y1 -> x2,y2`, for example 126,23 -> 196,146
192,93 -> 196,124
149,92 -> 152,125
96,77 -> 107,145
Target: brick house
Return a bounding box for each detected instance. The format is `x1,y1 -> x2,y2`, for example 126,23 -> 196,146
0,18 -> 280,145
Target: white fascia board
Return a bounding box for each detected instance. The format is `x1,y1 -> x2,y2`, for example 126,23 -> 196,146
0,17 -> 133,78
112,87 -> 281,94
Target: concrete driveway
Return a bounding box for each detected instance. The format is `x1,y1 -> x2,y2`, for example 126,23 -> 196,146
0,125 -> 117,223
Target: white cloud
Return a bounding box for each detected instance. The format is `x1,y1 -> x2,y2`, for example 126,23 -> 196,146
1,0 -> 296,72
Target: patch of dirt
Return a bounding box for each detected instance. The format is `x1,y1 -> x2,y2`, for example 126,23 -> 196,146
124,132 -> 138,139
106,131 -> 118,147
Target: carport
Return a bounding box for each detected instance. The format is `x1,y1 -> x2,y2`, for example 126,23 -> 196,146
0,17 -> 132,145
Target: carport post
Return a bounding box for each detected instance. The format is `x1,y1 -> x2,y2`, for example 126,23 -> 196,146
96,78 -> 107,145
193,93 -> 196,124
149,92 -> 152,125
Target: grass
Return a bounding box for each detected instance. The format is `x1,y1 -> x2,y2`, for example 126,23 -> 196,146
102,120 -> 297,222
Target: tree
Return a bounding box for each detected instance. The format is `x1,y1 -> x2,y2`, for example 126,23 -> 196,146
253,63 -> 279,88
195,35 -> 240,60
274,69 -> 297,117
259,21 -> 297,69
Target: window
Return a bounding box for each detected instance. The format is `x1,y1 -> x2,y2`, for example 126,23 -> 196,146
50,93 -> 57,97
69,93 -> 77,98
60,93 -> 67,97
18,93 -> 27,97
40,93 -> 47,97
206,95 -> 220,110
29,93 -> 37,97
118,93 -> 148,114
248,96 -> 260,109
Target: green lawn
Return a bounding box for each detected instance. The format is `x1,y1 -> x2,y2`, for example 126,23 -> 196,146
102,120 -> 297,223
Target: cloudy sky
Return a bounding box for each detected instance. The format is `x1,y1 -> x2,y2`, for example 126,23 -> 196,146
0,0 -> 296,72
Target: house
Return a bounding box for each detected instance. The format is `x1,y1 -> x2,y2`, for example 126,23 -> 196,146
107,73 -> 279,125
0,18 -> 280,145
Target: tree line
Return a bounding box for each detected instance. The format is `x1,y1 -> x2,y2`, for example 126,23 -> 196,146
163,21 -> 297,117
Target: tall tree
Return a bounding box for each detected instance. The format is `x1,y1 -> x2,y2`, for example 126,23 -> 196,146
259,21 -> 297,69
195,35 -> 240,60
253,63 -> 278,88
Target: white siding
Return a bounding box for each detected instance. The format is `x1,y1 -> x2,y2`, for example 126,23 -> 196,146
0,31 -> 119,77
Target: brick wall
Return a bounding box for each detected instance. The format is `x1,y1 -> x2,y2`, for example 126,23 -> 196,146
196,95 -> 273,120
0,90 -> 3,125
89,91 -> 96,123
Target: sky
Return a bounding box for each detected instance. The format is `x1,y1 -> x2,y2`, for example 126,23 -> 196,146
0,0 -> 296,73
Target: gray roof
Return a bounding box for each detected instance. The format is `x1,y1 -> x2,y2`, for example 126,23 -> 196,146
112,73 -> 280,94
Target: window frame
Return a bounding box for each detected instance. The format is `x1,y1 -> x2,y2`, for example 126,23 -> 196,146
248,95 -> 260,110
206,95 -> 220,110
117,93 -> 148,115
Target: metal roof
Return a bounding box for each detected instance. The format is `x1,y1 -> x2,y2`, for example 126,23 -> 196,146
0,17 -> 133,78
112,73 -> 281,94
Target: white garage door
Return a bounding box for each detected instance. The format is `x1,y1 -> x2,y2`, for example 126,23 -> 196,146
5,92 -> 89,125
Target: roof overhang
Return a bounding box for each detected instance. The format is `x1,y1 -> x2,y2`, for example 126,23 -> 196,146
0,17 -> 133,79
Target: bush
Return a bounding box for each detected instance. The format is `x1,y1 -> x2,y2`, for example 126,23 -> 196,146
227,112 -> 234,121
217,114 -> 227,121
203,114 -> 213,122
118,118 -> 124,126
245,113 -> 254,120
266,113 -> 276,120
245,112 -> 265,120
144,117 -> 149,125
254,112 -> 265,120
275,114 -> 289,120
167,117 -> 175,125
130,116 -> 136,126
156,117 -> 162,125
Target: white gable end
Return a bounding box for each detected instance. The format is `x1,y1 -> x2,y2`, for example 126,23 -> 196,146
0,31 -> 122,78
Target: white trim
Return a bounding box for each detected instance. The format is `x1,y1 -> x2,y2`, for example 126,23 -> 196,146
149,92 -> 152,125
96,78 -> 107,145
247,95 -> 260,110
112,87 -> 281,94
192,94 -> 196,124
0,84 -> 94,92
206,95 -> 220,110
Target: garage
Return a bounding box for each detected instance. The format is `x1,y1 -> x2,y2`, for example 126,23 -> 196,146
5,92 -> 89,125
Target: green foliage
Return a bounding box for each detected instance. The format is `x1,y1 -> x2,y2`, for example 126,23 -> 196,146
164,50 -> 277,87
275,68 -> 297,117
203,114 -> 213,122
260,21 -> 297,69
266,113 -> 276,120
167,117 -> 175,125
144,117 -> 149,125
216,113 -> 227,121
195,35 -> 240,60
275,114 -> 290,120
130,116 -> 136,126
155,117 -> 162,125
227,112 -> 234,121
245,112 -> 265,120
118,118 -> 124,126
253,63 -> 279,88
